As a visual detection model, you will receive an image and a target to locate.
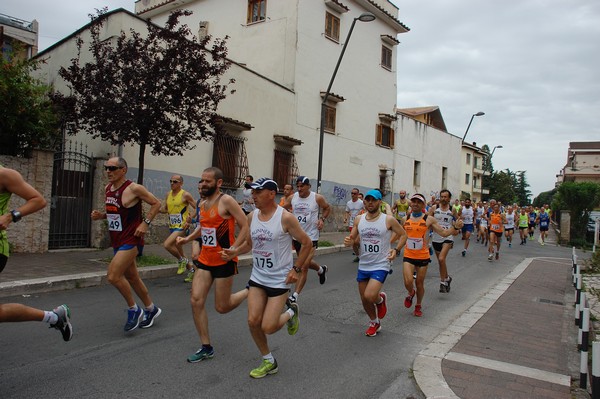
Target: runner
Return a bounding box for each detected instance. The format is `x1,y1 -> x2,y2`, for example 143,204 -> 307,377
284,176 -> 331,303
459,198 -> 475,257
403,193 -> 463,317
345,188 -> 364,262
0,166 -> 72,341
159,174 -> 196,276
486,203 -> 506,261
392,189 -> 410,225
344,189 -> 406,336
537,209 -> 551,245
176,167 -> 250,363
278,183 -> 294,210
428,189 -> 459,293
240,175 -> 256,215
91,157 -> 162,333
528,205 -> 537,240
518,206 -> 529,245
503,205 -> 516,247
221,178 -> 312,378
479,203 -> 489,246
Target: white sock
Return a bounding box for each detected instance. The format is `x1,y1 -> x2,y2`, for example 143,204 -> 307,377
287,308 -> 295,318
263,353 -> 275,363
291,292 -> 299,300
317,266 -> 323,274
129,304 -> 139,311
376,296 -> 383,305
371,318 -> 380,324
145,303 -> 155,311
43,311 -> 58,324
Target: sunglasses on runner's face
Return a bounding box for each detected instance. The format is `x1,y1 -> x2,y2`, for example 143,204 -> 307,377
104,166 -> 123,171
170,180 -> 180,184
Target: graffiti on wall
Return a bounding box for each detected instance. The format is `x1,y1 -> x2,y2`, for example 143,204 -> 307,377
332,185 -> 348,204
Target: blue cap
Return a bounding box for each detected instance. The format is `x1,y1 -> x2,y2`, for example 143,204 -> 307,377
250,177 -> 278,191
364,189 -> 382,200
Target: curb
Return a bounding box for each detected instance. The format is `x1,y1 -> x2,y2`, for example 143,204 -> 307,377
0,244 -> 350,298
412,257 -> 534,399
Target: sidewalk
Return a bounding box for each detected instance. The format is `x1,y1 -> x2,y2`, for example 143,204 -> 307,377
414,227 -> 577,399
0,231 -> 349,298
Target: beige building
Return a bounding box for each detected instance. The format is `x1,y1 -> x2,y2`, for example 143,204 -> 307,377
0,13 -> 38,59
461,141 -> 487,202
557,141 -> 600,186
32,1 -> 464,241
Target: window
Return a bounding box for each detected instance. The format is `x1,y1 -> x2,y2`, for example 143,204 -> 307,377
474,156 -> 479,169
413,161 -> 421,187
247,0 -> 266,24
442,167 -> 448,189
324,105 -> 336,133
466,153 -> 471,165
376,124 -> 395,148
325,12 -> 340,42
465,173 -> 470,185
211,133 -> 249,188
381,46 -> 392,70
273,148 -> 298,191
473,176 -> 478,189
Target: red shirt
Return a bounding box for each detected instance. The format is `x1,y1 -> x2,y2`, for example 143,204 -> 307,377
105,180 -> 144,249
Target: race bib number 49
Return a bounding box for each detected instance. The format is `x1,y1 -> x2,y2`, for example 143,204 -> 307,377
107,214 -> 122,232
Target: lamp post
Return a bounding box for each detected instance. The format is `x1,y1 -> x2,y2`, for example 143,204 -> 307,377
461,111 -> 485,143
316,12 -> 376,193
483,145 -> 503,200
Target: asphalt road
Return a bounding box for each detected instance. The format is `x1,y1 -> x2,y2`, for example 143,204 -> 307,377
0,238 -> 571,399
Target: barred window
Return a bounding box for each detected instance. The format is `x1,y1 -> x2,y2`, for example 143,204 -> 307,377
273,148 -> 299,192
212,133 -> 249,189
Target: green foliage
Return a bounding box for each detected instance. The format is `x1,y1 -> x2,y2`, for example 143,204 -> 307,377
533,188 -> 557,208
50,9 -> 234,183
101,254 -> 172,267
555,182 -> 600,240
583,249 -> 600,274
0,52 -> 61,157
318,240 -> 334,247
485,167 -> 531,205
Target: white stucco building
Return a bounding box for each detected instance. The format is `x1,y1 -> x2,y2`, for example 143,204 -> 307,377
34,0 -> 463,227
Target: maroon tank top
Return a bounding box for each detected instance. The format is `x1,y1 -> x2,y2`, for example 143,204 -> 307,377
105,180 -> 144,249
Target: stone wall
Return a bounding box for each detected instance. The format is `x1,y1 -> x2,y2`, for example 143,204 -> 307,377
0,150 -> 53,253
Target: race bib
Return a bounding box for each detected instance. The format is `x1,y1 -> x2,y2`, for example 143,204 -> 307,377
169,213 -> 183,226
491,224 -> 501,230
107,214 -> 122,232
398,211 -> 406,218
201,227 -> 217,247
407,237 -> 423,250
253,255 -> 274,269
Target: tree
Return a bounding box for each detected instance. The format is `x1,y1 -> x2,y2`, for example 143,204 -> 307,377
0,50 -> 61,157
533,188 -> 556,208
553,182 -> 600,240
487,169 -> 516,204
51,9 -> 234,183
514,170 -> 531,205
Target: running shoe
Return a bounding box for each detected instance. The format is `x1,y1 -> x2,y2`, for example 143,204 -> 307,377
319,265 -> 328,285
414,304 -> 423,317
250,358 -> 278,378
177,258 -> 188,275
439,282 -> 447,293
487,253 -> 493,262
184,268 -> 195,283
286,301 -> 299,335
50,304 -> 73,342
495,252 -> 499,260
365,321 -> 381,337
124,306 -> 143,332
509,242 -> 512,248
376,292 -> 387,319
288,295 -> 297,304
140,306 -> 162,329
187,346 -> 214,363
445,276 -> 453,293
404,290 -> 416,308
461,249 -> 466,257
353,256 -> 360,263
413,271 -> 417,280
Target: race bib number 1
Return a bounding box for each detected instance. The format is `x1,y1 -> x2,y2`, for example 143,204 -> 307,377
407,237 -> 423,250
107,214 -> 122,232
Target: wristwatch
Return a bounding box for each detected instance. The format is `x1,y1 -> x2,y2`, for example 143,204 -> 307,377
293,266 -> 302,273
394,248 -> 401,255
143,218 -> 152,225
10,210 -> 22,223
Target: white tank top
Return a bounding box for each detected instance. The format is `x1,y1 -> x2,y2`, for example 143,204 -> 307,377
476,206 -> 484,219
291,191 -> 319,240
461,206 -> 474,225
504,212 -> 515,229
432,206 -> 454,243
249,206 -> 294,289
357,213 -> 392,272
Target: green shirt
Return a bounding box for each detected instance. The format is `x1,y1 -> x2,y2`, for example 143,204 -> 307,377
0,166 -> 11,257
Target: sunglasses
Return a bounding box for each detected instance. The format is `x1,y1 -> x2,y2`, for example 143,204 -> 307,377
104,166 -> 123,171
170,180 -> 181,184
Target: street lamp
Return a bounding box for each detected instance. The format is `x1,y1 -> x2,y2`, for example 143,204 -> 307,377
461,111 -> 485,143
482,144 -> 503,200
316,12 -> 376,193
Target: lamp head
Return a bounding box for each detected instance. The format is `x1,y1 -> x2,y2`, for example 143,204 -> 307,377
357,13 -> 376,22
475,111 -> 485,117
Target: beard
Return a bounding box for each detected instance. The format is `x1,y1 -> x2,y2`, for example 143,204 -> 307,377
201,184 -> 218,197
400,195 -> 405,199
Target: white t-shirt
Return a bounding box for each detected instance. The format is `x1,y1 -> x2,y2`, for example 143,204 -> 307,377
432,206 -> 454,243
357,213 -> 392,272
345,199 -> 364,227
291,191 -> 320,241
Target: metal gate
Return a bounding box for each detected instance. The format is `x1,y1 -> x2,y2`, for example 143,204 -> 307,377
49,141 -> 94,249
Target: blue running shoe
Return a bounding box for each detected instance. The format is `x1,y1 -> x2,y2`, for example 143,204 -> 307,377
140,306 -> 162,329
187,346 -> 215,363
124,306 -> 143,332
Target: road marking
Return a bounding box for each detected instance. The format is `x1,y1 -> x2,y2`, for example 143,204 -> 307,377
445,351 -> 571,386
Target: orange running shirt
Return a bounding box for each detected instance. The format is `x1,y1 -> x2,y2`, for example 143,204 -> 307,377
403,216 -> 430,260
198,194 -> 238,266
489,213 -> 503,233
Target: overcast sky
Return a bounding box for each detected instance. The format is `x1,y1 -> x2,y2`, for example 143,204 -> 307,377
3,1 -> 599,198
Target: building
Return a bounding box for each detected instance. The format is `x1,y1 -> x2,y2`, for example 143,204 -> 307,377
557,141 -> 600,185
0,13 -> 38,59
31,0 -> 465,245
461,141 -> 487,203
